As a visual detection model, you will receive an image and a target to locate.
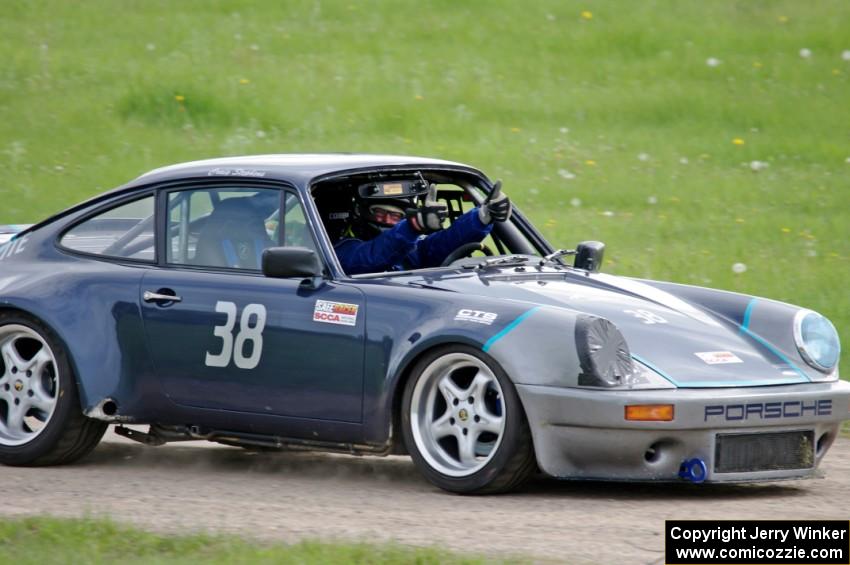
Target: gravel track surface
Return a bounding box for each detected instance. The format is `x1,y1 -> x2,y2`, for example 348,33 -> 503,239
2,431 -> 848,563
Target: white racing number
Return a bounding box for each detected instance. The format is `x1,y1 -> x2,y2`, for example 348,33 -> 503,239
624,308 -> 668,325
205,301 -> 267,370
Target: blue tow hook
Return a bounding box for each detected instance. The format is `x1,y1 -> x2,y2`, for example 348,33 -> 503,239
678,458 -> 708,483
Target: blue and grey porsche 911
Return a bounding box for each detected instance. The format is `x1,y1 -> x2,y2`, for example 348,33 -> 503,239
0,154 -> 846,493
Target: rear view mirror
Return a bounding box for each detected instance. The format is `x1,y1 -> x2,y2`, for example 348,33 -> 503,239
574,241 -> 605,272
262,247 -> 322,279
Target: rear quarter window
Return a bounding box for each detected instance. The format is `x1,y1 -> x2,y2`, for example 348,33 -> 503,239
60,195 -> 156,262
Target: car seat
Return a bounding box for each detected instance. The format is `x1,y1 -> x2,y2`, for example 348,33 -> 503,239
193,198 -> 274,269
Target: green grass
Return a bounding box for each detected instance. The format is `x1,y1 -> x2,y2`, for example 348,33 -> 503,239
0,516 -> 497,564
0,1 -> 847,370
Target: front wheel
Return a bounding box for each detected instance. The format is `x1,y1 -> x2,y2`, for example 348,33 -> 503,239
401,345 -> 535,494
0,312 -> 107,466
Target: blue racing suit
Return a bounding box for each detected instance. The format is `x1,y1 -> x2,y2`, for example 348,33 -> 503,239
335,208 -> 492,275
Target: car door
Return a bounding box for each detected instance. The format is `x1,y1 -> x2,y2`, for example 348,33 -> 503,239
139,183 -> 365,423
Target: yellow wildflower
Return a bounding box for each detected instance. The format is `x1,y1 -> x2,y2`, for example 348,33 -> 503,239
174,95 -> 185,102
732,138 -> 745,146
781,227 -> 791,233
581,10 -> 593,19
239,78 -> 250,85
585,159 -> 596,166
510,127 -> 521,133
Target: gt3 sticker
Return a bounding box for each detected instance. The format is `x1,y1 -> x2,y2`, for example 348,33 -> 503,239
454,309 -> 498,325
313,300 -> 359,326
695,351 -> 743,364
0,234 -> 29,262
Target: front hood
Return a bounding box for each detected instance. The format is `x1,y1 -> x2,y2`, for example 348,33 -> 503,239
412,269 -> 810,388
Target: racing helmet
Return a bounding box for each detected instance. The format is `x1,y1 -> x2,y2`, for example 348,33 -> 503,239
353,179 -> 429,235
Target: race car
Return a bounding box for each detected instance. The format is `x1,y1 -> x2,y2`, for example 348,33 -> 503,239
0,154 -> 846,494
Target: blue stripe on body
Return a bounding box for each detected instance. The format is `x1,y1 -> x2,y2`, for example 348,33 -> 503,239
739,326 -> 811,382
482,307 -> 540,352
676,377 -> 809,388
738,297 -> 810,381
741,297 -> 757,330
630,353 -> 679,386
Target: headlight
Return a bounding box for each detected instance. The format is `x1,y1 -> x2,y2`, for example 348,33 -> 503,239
574,316 -> 675,389
794,310 -> 841,372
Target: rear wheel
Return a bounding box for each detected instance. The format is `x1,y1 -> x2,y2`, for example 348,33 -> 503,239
0,312 -> 107,466
401,345 -> 535,494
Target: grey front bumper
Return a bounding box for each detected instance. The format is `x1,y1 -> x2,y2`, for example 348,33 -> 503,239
517,380 -> 850,482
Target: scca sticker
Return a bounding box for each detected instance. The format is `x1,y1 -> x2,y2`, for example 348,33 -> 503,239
313,300 -> 359,326
695,351 -> 743,364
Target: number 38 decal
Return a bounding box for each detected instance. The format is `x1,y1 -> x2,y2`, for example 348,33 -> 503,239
205,301 -> 267,370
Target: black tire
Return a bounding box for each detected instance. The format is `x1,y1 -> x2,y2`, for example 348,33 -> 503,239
401,344 -> 535,494
0,311 -> 107,466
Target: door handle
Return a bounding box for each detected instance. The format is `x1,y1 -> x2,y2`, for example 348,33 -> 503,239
143,290 -> 182,303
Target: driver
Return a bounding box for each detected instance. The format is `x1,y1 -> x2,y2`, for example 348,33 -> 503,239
333,180 -> 512,275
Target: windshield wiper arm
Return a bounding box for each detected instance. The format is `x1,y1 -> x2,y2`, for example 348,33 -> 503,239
475,255 -> 531,270
543,248 -> 576,262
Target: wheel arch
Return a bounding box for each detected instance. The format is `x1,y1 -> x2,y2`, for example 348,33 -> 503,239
391,340 -> 538,493
0,305 -> 88,411
387,336 -> 482,454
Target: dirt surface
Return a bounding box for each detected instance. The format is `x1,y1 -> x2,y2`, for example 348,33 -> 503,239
2,430 -> 849,564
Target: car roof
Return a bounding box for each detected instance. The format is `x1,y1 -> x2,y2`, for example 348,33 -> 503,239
22,154 -> 488,237
132,153 -> 484,187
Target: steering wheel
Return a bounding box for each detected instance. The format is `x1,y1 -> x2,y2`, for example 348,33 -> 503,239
440,241 -> 495,267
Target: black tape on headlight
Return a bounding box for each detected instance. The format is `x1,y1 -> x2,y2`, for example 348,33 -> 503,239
575,315 -> 634,387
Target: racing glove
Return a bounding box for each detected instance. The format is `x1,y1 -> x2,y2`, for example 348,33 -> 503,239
478,180 -> 512,224
406,183 -> 448,234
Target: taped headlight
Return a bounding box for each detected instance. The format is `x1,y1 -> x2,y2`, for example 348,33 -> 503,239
573,316 -> 632,386
575,315 -> 676,389
794,310 -> 841,372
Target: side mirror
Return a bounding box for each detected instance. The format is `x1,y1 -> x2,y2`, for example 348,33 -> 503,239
574,241 -> 605,273
262,247 -> 322,279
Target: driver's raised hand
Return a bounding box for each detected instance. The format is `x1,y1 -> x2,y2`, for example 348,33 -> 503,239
406,184 -> 448,234
478,180 -> 512,224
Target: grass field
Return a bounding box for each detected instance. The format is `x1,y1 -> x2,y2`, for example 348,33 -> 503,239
0,516 -> 496,564
0,1 -> 847,370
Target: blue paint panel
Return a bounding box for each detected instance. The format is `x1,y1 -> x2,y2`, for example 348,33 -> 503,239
482,307 -> 540,352
140,270 -> 367,423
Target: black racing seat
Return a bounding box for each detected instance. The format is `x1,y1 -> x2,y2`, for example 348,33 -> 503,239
193,198 -> 274,269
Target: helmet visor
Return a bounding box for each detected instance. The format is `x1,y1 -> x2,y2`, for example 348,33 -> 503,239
369,204 -> 405,226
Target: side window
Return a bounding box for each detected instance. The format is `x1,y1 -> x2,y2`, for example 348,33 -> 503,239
61,195 -> 156,261
281,193 -> 318,252
167,187 -> 316,270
